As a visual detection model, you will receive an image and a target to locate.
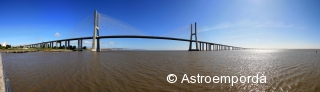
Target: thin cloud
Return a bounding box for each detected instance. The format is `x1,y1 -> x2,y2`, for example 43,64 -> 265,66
70,41 -> 92,44
255,21 -> 294,28
200,20 -> 298,32
109,42 -> 115,44
83,41 -> 92,44
54,32 -> 60,37
70,41 -> 77,44
199,22 -> 232,32
220,33 -> 263,39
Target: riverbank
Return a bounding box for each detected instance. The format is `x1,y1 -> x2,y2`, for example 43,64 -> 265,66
0,53 -> 5,92
0,48 -> 75,53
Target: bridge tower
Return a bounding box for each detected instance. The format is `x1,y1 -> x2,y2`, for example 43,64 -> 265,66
92,10 -> 100,52
188,22 -> 199,51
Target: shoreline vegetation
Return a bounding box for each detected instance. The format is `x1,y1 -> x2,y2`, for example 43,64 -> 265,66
0,45 -> 89,53
0,48 -> 87,53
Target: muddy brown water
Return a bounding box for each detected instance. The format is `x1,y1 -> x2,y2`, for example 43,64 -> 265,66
1,50 -> 320,91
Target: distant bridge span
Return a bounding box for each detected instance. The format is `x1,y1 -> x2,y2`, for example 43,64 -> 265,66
28,35 -> 246,51
24,10 -> 253,51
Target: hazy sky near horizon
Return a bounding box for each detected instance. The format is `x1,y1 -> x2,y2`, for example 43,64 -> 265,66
0,0 -> 319,49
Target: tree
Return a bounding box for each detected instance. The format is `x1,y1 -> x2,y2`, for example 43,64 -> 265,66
68,45 -> 72,49
72,46 -> 76,50
5,45 -> 11,49
82,46 -> 87,49
61,45 -> 65,49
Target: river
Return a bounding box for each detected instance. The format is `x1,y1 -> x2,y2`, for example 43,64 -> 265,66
1,50 -> 320,91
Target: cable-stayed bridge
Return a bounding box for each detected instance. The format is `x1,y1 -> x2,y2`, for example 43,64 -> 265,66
23,10 -> 253,51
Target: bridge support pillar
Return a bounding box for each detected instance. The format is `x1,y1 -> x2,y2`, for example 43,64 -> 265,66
50,42 -> 53,48
206,43 -> 209,51
97,38 -> 100,52
67,40 -> 70,49
199,42 -> 201,51
222,46 -> 224,50
216,44 -> 218,51
216,44 -> 219,51
59,41 -> 61,48
212,44 -> 214,51
202,43 -> 204,51
78,39 -> 83,51
206,43 -> 208,51
91,10 -> 101,52
65,40 -> 67,49
55,41 -> 58,49
188,22 -> 199,51
216,45 -> 218,51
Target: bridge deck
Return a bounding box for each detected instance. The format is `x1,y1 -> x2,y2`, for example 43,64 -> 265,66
39,35 -> 215,44
28,35 -> 243,49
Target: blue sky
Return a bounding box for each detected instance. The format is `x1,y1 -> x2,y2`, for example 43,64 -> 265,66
0,0 -> 319,50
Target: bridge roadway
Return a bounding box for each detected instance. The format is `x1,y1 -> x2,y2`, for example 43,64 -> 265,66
26,35 -> 246,51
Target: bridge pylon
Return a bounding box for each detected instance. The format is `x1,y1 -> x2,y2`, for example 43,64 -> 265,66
188,22 -> 199,51
92,10 -> 100,52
